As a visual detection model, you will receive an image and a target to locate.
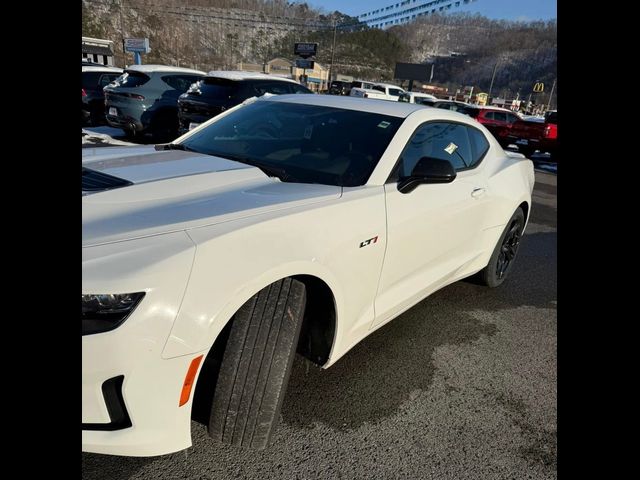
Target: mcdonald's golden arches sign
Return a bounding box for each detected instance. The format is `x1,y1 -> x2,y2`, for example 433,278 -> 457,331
533,82 -> 544,93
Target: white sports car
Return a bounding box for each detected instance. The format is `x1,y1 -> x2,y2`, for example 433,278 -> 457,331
82,94 -> 535,457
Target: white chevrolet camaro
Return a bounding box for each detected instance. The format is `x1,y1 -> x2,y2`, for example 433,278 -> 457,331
82,94 -> 534,457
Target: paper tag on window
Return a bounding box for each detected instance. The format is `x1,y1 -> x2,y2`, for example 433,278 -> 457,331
444,142 -> 458,155
377,121 -> 391,128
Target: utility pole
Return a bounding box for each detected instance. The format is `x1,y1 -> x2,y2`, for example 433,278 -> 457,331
119,0 -> 126,68
488,60 -> 498,99
546,78 -> 556,110
429,63 -> 434,83
328,18 -> 337,83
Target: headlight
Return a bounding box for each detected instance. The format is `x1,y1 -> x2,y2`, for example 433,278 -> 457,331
82,292 -> 145,336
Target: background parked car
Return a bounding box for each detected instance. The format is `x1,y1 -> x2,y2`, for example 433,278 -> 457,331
465,106 -> 522,139
499,110 -> 557,158
177,71 -> 312,133
398,91 -> 438,105
82,65 -> 122,126
328,80 -> 352,95
104,64 -> 205,142
420,99 -> 474,114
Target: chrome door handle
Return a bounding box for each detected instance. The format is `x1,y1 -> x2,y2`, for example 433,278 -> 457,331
471,187 -> 486,198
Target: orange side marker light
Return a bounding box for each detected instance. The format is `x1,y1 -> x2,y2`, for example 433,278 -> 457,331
179,354 -> 204,407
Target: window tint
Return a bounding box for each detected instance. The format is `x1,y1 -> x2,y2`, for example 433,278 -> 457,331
398,93 -> 410,103
388,88 -> 403,97
484,111 -> 495,120
253,82 -> 292,95
162,75 -> 201,92
181,102 -> 403,187
372,85 -> 385,93
82,72 -> 101,89
115,71 -> 150,87
290,83 -> 312,94
467,126 -> 490,168
199,77 -> 241,99
506,113 -> 519,123
99,74 -> 119,88
545,111 -> 557,124
397,122 -> 473,176
492,111 -> 507,122
465,108 -> 480,118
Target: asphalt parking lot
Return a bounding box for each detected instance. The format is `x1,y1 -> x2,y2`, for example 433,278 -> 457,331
82,170 -> 557,480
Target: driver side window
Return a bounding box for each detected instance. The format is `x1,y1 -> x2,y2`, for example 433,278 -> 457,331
395,122 -> 473,178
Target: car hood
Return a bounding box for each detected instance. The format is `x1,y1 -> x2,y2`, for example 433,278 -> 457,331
82,147 -> 342,247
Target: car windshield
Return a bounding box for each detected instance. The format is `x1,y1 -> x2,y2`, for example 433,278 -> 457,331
179,101 -> 404,187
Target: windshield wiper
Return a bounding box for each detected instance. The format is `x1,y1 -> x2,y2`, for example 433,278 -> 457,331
206,152 -> 299,183
154,142 -> 198,152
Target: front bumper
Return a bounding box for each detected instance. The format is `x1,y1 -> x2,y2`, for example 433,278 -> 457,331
82,232 -> 199,456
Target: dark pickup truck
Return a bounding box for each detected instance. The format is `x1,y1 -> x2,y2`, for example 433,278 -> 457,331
498,110 -> 557,159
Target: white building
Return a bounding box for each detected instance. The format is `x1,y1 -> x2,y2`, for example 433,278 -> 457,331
82,37 -> 115,66
358,0 -> 478,29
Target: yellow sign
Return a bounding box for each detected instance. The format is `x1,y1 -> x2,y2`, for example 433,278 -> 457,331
533,82 -> 544,93
476,92 -> 488,106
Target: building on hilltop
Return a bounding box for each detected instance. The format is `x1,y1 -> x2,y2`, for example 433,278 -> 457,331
358,0 -> 478,29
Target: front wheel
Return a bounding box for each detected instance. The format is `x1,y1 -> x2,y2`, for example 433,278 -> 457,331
207,278 -> 306,449
479,208 -> 525,287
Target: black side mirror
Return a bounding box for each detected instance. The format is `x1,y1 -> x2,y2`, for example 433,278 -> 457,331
398,157 -> 457,194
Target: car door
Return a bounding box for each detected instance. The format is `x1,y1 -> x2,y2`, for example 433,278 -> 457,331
373,121 -> 492,327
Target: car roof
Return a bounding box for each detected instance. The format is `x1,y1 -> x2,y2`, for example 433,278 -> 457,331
125,64 -> 205,75
82,65 -> 123,73
404,91 -> 436,98
205,70 -> 298,83
376,83 -> 404,89
264,94 -> 431,118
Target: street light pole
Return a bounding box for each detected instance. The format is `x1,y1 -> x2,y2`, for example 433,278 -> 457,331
328,19 -> 337,85
119,0 -> 126,68
488,60 -> 498,99
546,78 -> 556,110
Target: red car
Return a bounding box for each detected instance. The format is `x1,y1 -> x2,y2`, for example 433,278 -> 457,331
465,106 -> 522,139
498,110 -> 557,159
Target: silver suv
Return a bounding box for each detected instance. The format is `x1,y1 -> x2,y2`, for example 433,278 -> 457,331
104,65 -> 205,142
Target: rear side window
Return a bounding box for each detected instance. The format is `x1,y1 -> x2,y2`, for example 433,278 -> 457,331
467,126 -> 490,168
253,82 -> 291,95
397,122 -> 473,175
199,77 -> 241,99
388,88 -> 403,97
290,83 -> 312,94
506,113 -> 520,123
372,85 -> 385,93
115,71 -> 150,87
398,93 -> 410,103
162,75 -> 202,92
415,98 -> 435,106
98,74 -> 119,88
492,112 -> 507,122
82,72 -> 101,89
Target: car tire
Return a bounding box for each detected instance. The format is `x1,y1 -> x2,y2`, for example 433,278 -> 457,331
208,278 -> 306,449
479,208 -> 525,288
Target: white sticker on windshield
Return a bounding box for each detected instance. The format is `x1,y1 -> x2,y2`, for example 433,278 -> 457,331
378,121 -> 391,128
444,142 -> 458,155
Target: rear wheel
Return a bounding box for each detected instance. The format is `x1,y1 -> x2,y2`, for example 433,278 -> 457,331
479,208 -> 525,287
208,278 -> 306,449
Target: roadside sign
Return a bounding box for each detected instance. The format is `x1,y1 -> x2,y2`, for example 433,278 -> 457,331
295,59 -> 315,69
124,38 -> 150,53
294,42 -> 318,58
533,82 -> 544,93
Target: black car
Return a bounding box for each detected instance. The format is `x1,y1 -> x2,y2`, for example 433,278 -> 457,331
104,65 -> 205,142
177,72 -> 312,133
82,65 -> 122,126
328,80 -> 352,95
